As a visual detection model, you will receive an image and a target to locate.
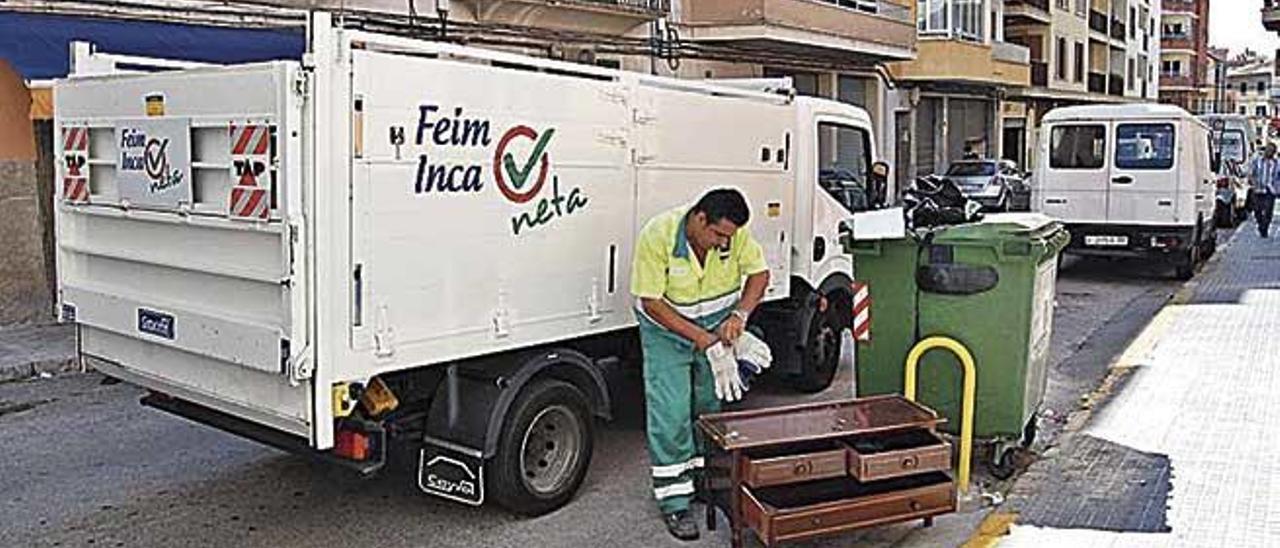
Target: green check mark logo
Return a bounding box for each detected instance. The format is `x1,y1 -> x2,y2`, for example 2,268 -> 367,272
501,128 -> 555,190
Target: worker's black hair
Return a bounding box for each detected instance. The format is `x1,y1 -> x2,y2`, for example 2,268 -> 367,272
692,188 -> 751,226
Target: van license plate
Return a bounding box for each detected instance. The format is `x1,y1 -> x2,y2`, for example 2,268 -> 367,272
1085,235 -> 1129,247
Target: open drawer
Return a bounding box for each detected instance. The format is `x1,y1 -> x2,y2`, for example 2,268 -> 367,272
741,439 -> 848,488
845,428 -> 951,482
741,472 -> 955,545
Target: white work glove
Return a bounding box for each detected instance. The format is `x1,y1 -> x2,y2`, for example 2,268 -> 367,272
705,341 -> 743,402
733,332 -> 773,372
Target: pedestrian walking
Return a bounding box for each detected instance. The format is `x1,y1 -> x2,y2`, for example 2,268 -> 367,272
1248,143 -> 1280,238
630,188 -> 770,541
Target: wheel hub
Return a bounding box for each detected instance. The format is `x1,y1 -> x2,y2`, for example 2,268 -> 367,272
519,405 -> 583,496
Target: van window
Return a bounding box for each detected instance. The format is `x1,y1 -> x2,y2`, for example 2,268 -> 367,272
1049,125 -> 1105,169
817,122 -> 872,212
1115,123 -> 1174,170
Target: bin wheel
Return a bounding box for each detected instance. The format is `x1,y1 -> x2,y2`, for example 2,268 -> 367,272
488,379 -> 594,516
990,442 -> 1021,480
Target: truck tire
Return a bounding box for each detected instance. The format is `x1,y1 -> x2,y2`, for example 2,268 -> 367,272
788,290 -> 851,393
488,379 -> 594,516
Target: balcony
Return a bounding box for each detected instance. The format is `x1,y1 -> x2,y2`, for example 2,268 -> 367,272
1161,73 -> 1194,89
1031,60 -> 1049,86
452,0 -> 669,34
1005,0 -> 1051,26
1088,72 -> 1106,94
684,0 -> 916,61
1166,0 -> 1197,14
1108,75 -> 1124,96
1162,34 -> 1193,51
1110,18 -> 1125,41
888,38 -> 1029,87
1266,1 -> 1280,33
1089,10 -> 1108,35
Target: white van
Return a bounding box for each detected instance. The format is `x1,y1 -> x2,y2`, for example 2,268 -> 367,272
1199,113 -> 1255,226
1035,104 -> 1217,278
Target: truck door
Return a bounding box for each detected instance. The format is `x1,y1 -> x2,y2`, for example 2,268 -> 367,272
1040,122 -> 1109,223
1108,121 -> 1180,224
54,61 -> 313,440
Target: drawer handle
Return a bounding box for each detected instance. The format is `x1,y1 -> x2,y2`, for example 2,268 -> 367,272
901,456 -> 919,469
792,461 -> 813,476
909,500 -> 922,512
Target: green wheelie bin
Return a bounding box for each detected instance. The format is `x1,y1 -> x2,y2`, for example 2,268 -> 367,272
851,214 -> 1068,470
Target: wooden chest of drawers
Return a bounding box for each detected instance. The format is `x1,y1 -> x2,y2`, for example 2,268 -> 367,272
696,396 -> 957,548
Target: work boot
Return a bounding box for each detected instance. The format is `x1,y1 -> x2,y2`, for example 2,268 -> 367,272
664,510 -> 700,541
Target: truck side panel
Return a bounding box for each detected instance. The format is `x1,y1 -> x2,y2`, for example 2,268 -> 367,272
347,50 -> 635,381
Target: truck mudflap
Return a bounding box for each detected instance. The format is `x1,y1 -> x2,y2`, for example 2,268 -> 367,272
419,436 -> 485,506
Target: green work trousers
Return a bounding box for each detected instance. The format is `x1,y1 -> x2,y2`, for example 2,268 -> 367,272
639,313 -> 725,514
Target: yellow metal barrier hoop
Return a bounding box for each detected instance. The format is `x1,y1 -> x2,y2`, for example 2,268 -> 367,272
904,336 -> 976,493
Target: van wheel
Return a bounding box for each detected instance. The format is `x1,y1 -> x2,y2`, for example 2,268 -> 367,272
488,379 -> 594,516
788,291 -> 851,393
1175,227 -> 1202,280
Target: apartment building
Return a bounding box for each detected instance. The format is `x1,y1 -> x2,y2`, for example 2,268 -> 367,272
886,0 -> 1030,183
1159,0 -> 1211,112
1225,58 -> 1277,142
999,0 -> 1157,170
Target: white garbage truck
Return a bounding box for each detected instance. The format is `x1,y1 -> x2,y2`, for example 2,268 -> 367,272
52,13 -> 898,515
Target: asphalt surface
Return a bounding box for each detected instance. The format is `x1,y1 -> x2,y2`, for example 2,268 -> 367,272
0,234 -> 1211,548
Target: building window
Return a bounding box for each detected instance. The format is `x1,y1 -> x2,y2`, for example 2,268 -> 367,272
1075,0 -> 1086,16
1241,82 -> 1249,94
1057,37 -> 1068,80
1128,59 -> 1135,89
1258,106 -> 1269,118
918,0 -> 985,42
1056,0 -> 1069,10
1129,8 -> 1136,38
1241,106 -> 1249,115
1258,81 -> 1268,94
1074,42 -> 1084,82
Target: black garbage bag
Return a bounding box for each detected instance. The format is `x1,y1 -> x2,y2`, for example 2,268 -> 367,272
904,175 -> 983,229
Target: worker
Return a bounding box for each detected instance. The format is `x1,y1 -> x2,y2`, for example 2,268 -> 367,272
631,188 -> 770,541
1249,142 -> 1280,238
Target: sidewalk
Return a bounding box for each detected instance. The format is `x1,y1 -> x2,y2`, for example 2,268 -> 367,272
991,224 -> 1280,546
0,323 -> 77,382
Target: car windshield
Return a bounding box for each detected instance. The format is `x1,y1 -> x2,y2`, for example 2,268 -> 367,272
946,162 -> 996,176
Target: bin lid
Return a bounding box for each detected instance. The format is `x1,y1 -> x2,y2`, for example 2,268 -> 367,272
926,213 -> 1063,244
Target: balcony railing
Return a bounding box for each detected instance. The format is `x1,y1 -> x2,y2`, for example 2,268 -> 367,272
1089,10 -> 1107,34
993,41 -> 1031,64
1007,0 -> 1050,11
1110,19 -> 1125,41
1108,75 -> 1124,96
1031,60 -> 1049,86
1088,72 -> 1106,93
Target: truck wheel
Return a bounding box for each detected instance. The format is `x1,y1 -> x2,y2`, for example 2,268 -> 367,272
788,291 -> 851,393
488,379 -> 594,516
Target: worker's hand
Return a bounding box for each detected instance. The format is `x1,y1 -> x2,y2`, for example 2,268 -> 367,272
705,342 -> 743,402
717,314 -> 746,345
692,331 -> 719,352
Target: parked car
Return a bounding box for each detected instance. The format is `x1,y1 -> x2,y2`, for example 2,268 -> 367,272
943,159 -> 1029,211
1199,114 -> 1254,227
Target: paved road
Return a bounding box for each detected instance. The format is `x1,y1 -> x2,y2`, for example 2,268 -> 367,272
0,239 -> 1207,548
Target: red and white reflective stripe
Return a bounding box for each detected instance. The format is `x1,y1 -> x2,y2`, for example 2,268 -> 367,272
229,124 -> 270,155
63,127 -> 89,152
62,126 -> 90,204
62,176 -> 89,203
852,281 -> 871,342
228,124 -> 272,220
230,185 -> 269,219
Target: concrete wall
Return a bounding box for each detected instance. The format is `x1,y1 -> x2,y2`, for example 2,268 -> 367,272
0,60 -> 52,327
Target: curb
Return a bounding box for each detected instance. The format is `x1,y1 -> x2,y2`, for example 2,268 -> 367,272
0,356 -> 80,383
